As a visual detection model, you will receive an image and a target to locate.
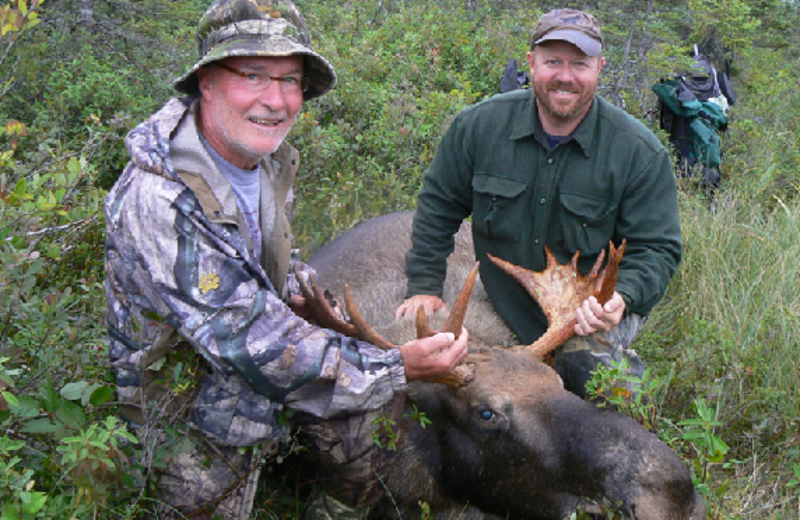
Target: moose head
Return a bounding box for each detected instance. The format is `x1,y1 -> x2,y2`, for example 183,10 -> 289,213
302,211 -> 706,519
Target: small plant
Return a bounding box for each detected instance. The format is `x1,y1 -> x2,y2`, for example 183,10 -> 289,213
418,500 -> 432,520
371,413 -> 399,451
57,415 -> 138,501
567,497 -> 627,519
0,435 -> 48,520
586,358 -> 657,431
787,463 -> 800,488
678,398 -> 729,486
404,403 -> 432,430
372,405 -> 432,452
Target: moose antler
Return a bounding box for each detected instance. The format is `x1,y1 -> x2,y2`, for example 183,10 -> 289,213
294,264 -> 480,388
487,240 -> 626,358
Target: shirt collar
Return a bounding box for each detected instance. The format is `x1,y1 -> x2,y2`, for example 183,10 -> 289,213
510,90 -> 599,158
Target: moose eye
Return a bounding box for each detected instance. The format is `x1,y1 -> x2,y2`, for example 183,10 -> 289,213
478,409 -> 495,421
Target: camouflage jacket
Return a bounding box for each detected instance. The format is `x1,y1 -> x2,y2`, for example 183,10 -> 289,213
105,98 -> 407,447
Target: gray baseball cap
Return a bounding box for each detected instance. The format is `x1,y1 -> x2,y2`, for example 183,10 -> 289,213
531,9 -> 603,57
173,0 -> 337,100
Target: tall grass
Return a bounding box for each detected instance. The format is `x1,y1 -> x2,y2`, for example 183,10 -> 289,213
641,127 -> 800,517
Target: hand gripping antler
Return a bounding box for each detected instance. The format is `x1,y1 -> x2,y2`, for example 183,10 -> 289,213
293,264 -> 480,388
487,240 -> 626,358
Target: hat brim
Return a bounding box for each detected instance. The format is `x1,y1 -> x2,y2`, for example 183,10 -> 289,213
173,34 -> 337,101
535,29 -> 602,57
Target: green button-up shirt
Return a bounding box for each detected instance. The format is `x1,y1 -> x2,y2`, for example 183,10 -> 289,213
405,90 -> 682,344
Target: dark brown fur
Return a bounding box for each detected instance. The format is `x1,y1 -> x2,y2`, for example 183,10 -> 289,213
309,211 -> 705,520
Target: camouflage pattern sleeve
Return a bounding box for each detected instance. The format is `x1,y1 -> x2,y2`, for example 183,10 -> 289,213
106,162 -> 407,445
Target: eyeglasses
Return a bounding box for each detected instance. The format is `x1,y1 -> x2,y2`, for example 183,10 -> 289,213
214,62 -> 309,94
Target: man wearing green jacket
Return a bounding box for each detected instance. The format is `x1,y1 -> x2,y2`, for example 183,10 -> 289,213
397,9 -> 682,398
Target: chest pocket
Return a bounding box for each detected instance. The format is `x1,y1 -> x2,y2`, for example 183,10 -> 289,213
557,192 -> 617,255
472,174 -> 528,241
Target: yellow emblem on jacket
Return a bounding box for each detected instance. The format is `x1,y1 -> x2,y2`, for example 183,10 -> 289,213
199,273 -> 220,294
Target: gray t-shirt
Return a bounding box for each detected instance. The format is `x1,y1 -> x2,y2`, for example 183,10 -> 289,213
200,136 -> 262,260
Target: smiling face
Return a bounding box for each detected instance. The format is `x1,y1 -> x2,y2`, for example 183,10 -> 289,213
526,40 -> 604,136
196,55 -> 305,169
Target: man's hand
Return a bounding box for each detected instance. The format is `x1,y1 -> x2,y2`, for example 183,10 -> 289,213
288,295 -> 312,319
400,329 -> 469,381
395,295 -> 447,319
574,292 -> 626,336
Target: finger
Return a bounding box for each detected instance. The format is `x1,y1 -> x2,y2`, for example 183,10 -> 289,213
586,296 -> 604,317
575,307 -> 595,336
603,295 -> 624,314
584,298 -> 605,325
436,331 -> 468,368
454,329 -> 469,364
430,332 -> 456,349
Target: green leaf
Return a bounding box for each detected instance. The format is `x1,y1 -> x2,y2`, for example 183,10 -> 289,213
60,380 -> 88,401
8,395 -> 40,419
20,490 -> 46,514
1,503 -> 20,520
89,386 -> 114,407
173,361 -> 183,383
711,436 -> 729,455
13,177 -> 27,196
80,383 -> 102,407
67,157 -> 81,175
55,400 -> 85,430
20,418 -> 62,435
38,378 -> 60,413
1,390 -> 18,407
147,356 -> 167,371
45,243 -> 61,259
118,431 -> 138,444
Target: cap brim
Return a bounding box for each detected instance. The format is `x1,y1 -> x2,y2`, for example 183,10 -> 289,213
173,34 -> 337,101
535,29 -> 602,57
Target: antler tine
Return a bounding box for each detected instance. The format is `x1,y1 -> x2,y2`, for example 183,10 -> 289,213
343,284 -> 397,350
413,262 -> 479,340
442,262 -> 480,336
416,307 -> 436,339
585,248 -> 607,281
294,266 -> 358,338
595,239 -> 626,304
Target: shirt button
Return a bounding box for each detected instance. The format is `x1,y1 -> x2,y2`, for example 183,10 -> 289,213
547,158 -> 555,165
539,198 -> 546,205
534,238 -> 540,245
582,222 -> 588,228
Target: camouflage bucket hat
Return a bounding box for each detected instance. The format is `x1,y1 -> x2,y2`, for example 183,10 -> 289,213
173,0 -> 337,101
531,9 -> 603,57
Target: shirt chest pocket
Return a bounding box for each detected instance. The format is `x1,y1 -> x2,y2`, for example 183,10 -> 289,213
472,174 -> 528,242
557,192 -> 618,255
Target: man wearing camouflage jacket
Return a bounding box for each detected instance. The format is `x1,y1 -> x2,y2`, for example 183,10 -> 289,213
104,0 -> 467,517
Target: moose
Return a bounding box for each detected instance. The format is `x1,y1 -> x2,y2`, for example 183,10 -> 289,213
301,211 -> 706,519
